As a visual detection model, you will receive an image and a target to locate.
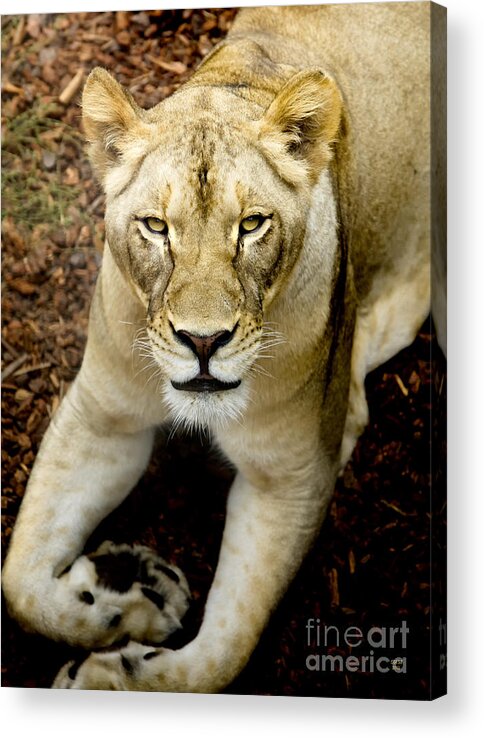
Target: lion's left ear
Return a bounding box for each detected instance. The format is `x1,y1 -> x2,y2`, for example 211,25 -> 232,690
255,70 -> 343,185
82,67 -> 151,186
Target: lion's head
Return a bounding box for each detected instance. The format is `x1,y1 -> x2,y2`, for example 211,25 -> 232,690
82,62 -> 341,430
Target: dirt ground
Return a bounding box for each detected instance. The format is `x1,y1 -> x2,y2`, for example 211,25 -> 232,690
1,9 -> 446,697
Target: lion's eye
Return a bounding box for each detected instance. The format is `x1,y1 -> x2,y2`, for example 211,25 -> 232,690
142,217 -> 168,235
239,214 -> 265,235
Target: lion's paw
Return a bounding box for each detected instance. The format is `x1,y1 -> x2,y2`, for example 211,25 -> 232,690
58,541 -> 190,648
52,641 -> 163,690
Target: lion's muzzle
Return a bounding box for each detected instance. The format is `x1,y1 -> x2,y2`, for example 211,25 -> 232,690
171,324 -> 241,392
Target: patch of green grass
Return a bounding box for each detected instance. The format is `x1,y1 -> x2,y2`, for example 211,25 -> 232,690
1,102 -> 84,231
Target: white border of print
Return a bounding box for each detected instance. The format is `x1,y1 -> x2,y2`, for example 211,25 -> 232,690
1,1 -> 483,736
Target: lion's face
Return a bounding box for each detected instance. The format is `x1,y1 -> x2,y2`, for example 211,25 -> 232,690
82,69 -> 341,430
103,101 -> 307,429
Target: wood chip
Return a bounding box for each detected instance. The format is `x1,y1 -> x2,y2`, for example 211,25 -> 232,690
130,71 -> 154,88
1,337 -> 20,359
116,11 -> 130,31
116,30 -> 131,47
49,395 -> 61,417
2,81 -> 24,96
13,361 -> 51,378
1,354 -> 29,382
82,32 -> 113,43
348,549 -> 356,574
8,278 -> 37,296
12,16 -> 26,46
59,379 -> 69,401
17,433 -> 32,449
381,499 -> 409,516
14,389 -> 33,402
148,56 -> 187,75
42,150 -> 57,171
26,14 -> 42,39
329,568 -> 340,607
63,166 -> 80,186
59,69 -> 84,105
394,373 -> 409,397
408,370 -> 421,393
49,371 -> 60,389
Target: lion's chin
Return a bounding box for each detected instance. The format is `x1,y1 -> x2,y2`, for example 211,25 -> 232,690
162,379 -> 250,433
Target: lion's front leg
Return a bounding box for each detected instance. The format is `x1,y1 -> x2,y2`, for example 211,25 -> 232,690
2,377 -> 157,649
54,463 -> 333,691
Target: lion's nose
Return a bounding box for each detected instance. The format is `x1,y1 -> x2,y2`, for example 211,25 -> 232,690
173,326 -> 237,376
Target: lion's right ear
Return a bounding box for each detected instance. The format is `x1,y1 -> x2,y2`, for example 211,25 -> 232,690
82,68 -> 149,185
255,70 -> 343,186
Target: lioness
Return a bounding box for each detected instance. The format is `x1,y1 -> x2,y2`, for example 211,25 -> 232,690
3,3 -> 433,691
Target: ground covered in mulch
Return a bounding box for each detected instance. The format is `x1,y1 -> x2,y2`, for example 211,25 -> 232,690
1,10 -> 446,698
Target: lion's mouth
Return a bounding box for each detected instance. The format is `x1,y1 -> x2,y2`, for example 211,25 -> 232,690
171,376 -> 241,393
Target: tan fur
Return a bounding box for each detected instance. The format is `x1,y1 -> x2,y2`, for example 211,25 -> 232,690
3,3 -> 437,692
256,70 -> 343,184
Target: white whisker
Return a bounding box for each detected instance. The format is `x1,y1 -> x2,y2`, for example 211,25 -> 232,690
254,353 -> 276,361
247,363 -> 274,380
